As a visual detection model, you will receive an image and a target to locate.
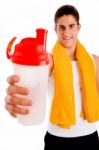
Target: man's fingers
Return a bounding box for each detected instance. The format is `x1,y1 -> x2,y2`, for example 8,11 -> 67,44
7,75 -> 20,85
5,103 -> 30,115
5,103 -> 13,113
12,106 -> 30,115
5,95 -> 32,106
10,112 -> 17,118
5,75 -> 31,117
6,85 -> 28,95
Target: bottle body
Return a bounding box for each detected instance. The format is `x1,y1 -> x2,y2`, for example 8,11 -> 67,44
13,63 -> 49,125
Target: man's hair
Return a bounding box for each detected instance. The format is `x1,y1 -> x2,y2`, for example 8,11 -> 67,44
54,5 -> 80,25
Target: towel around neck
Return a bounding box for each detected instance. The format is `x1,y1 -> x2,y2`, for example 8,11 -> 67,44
50,40 -> 99,128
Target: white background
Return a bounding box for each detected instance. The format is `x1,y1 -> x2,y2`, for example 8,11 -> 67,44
0,0 -> 99,150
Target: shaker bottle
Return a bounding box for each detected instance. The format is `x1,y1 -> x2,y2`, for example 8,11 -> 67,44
6,28 -> 49,125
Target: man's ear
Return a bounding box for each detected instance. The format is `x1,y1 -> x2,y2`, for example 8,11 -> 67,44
78,23 -> 81,31
54,25 -> 57,32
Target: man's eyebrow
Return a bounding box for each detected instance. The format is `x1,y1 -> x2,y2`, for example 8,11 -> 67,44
57,25 -> 65,27
69,23 -> 76,26
58,23 -> 76,27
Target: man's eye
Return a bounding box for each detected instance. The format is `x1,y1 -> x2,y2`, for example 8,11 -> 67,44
59,26 -> 65,30
70,25 -> 75,28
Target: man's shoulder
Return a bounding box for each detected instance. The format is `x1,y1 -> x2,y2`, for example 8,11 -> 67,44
92,54 -> 99,71
92,54 -> 99,63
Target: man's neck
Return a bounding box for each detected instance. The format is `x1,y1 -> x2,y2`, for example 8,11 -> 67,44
65,47 -> 77,61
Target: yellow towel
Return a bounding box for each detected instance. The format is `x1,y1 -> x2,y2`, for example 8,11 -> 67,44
50,40 -> 99,128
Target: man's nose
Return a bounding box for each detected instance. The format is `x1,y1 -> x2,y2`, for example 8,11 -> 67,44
63,28 -> 70,36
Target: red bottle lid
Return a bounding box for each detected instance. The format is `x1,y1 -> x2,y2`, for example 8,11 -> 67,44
6,28 -> 49,66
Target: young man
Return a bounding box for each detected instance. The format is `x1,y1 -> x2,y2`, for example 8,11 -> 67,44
5,5 -> 99,150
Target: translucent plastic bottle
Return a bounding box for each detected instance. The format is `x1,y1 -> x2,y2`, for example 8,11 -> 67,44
6,28 -> 49,125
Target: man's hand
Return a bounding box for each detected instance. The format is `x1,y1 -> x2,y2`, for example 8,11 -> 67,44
5,75 -> 32,117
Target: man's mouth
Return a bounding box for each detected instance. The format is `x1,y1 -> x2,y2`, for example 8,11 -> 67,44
63,37 -> 72,41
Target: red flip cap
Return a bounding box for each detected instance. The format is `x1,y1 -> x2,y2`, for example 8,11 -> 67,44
6,28 -> 49,66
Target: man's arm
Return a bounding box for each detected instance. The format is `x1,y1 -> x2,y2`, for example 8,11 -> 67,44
92,54 -> 99,93
48,53 -> 54,76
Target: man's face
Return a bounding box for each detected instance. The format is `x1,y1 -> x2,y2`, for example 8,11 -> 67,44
55,15 -> 81,49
